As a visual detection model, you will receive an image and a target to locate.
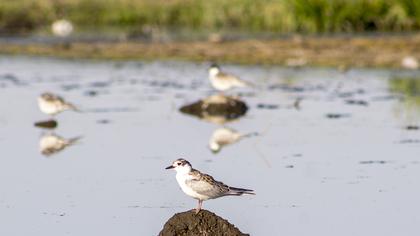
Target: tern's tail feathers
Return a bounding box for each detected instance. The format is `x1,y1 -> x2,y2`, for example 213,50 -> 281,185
241,132 -> 259,138
235,79 -> 254,88
64,103 -> 82,113
66,136 -> 83,145
227,187 -> 255,196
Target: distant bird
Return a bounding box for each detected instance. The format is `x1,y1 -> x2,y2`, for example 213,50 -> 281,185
39,133 -> 81,156
166,158 -> 255,213
209,127 -> 257,153
38,92 -> 79,116
208,64 -> 250,91
51,19 -> 73,37
401,56 -> 419,70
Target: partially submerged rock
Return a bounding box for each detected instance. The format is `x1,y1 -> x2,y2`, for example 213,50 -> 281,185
179,95 -> 248,124
34,119 -> 58,129
159,209 -> 249,236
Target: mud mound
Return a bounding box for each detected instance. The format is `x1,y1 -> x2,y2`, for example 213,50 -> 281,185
179,95 -> 248,124
159,209 -> 249,236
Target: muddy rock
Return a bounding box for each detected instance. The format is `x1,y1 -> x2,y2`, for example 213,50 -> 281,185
179,95 -> 248,124
159,209 -> 249,236
34,119 -> 58,129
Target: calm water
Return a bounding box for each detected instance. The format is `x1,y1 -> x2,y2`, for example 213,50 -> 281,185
0,56 -> 419,236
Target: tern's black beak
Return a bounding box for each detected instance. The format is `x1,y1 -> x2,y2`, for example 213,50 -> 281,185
165,165 -> 174,169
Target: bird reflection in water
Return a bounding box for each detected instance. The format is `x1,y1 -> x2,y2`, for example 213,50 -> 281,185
39,132 -> 82,157
209,127 -> 258,153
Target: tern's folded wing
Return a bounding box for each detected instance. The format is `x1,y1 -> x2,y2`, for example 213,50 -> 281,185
186,170 -> 229,197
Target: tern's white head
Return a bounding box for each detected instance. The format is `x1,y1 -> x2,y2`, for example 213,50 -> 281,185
209,141 -> 221,153
40,92 -> 55,101
208,64 -> 220,77
165,158 -> 192,174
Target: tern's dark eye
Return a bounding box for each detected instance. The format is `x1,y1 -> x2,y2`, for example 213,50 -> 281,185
177,162 -> 181,166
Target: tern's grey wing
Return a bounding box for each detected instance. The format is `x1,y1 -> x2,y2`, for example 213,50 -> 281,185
186,170 -> 230,198
49,94 -> 78,111
43,93 -> 65,103
218,72 -> 239,81
55,96 -> 66,103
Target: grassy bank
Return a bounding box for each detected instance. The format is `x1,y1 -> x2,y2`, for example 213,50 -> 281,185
1,34 -> 419,68
390,77 -> 420,118
1,0 -> 420,34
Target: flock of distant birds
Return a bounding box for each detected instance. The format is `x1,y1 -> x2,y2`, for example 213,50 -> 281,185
33,42 -> 258,212
36,62 -> 255,212
44,19 -> 420,217
36,63 -> 256,156
44,18 -> 419,213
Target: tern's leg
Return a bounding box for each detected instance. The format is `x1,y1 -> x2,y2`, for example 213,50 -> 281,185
195,200 -> 203,214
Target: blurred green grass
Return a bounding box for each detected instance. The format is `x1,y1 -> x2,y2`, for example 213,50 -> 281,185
1,0 -> 420,33
390,77 -> 420,119
391,77 -> 420,107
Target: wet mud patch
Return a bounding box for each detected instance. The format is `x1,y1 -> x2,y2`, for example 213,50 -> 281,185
267,83 -> 326,93
336,89 -> 365,98
0,73 -> 25,87
89,81 -> 112,88
256,103 -> 279,110
359,160 -> 388,164
398,139 -> 420,144
83,90 -> 98,97
325,113 -> 351,119
96,119 -> 111,124
405,125 -> 419,131
61,83 -> 81,91
142,80 -> 187,90
344,99 -> 369,106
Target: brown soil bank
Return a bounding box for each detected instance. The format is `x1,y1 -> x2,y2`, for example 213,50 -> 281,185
159,209 -> 249,236
1,34 -> 420,68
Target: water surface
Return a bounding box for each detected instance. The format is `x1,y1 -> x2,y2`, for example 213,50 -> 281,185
0,56 -> 419,235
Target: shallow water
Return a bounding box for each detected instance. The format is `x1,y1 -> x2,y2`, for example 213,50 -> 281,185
0,56 -> 419,236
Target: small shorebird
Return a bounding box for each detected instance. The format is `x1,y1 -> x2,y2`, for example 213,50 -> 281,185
39,133 -> 81,156
208,64 -> 250,92
38,92 -> 79,116
209,127 -> 258,153
51,19 -> 73,37
165,158 -> 254,213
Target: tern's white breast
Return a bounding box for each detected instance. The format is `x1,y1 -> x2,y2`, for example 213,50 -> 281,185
176,173 -> 210,201
209,74 -> 234,91
38,98 -> 60,115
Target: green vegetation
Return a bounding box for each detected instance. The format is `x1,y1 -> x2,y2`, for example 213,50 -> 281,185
0,35 -> 418,68
1,0 -> 420,34
390,77 -> 420,109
